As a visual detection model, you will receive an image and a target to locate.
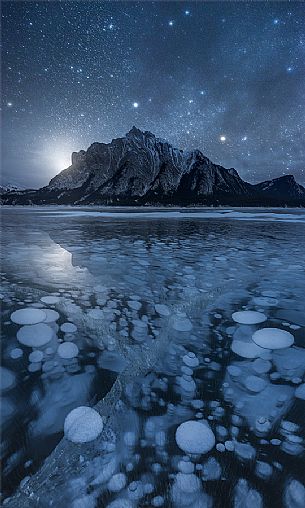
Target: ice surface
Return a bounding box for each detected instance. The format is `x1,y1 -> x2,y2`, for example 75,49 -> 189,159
64,406 -> 104,443
252,328 -> 294,349
2,207 -> 305,507
10,308 -> 47,325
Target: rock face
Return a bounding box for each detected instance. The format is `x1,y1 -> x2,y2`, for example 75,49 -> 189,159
2,127 -> 305,206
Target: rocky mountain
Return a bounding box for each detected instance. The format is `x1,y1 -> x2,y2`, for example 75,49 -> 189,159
2,127 -> 305,206
0,183 -> 25,194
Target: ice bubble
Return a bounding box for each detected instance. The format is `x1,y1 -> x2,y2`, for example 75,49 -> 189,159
252,358 -> 272,374
295,384 -> 305,400
29,350 -> 44,363
1,366 -> 16,391
17,323 -> 53,347
253,296 -> 278,307
284,479 -> 305,508
128,480 -> 144,500
225,440 -> 235,451
124,431 -> 137,447
273,347 -> 305,380
107,500 -> 133,508
152,496 -> 164,507
173,472 -> 201,494
175,420 -> 215,455
234,479 -> 263,508
178,458 -> 194,474
255,417 -> 272,436
43,309 -> 60,323
87,309 -> 104,319
202,457 -> 222,480
10,308 -> 47,325
231,340 -> 270,359
40,296 -> 60,304
227,365 -> 242,378
128,300 -> 142,311
108,473 -> 127,492
178,375 -> 196,393
64,406 -> 103,443
72,497 -> 95,508
255,461 -> 273,480
252,328 -> 294,349
60,322 -> 77,333
172,315 -> 193,332
28,362 -> 41,372
57,342 -> 79,359
261,290 -> 278,298
235,442 -> 256,461
244,375 -> 267,393
10,348 -> 23,359
182,352 -> 199,368
155,304 -> 170,316
232,311 -> 267,325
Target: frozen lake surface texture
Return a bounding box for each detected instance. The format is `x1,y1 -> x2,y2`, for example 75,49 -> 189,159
1,207 -> 305,508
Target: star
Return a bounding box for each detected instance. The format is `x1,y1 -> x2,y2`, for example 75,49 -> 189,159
220,135 -> 226,142
185,10 -> 190,16
133,102 -> 139,108
168,21 -> 174,27
7,102 -> 13,107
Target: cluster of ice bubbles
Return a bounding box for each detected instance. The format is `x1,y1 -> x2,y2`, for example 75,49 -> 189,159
1,276 -> 305,507
1,296 -> 83,437
14,299 -> 301,508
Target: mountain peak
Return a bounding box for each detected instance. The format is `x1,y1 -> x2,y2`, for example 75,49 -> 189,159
275,174 -> 296,183
126,126 -> 156,140
126,126 -> 144,138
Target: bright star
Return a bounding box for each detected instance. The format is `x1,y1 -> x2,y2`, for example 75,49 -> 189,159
169,20 -> 174,26
133,102 -> 139,108
220,135 -> 226,142
242,136 -> 248,141
286,66 -> 293,73
273,18 -> 279,25
7,102 -> 13,107
185,10 -> 190,16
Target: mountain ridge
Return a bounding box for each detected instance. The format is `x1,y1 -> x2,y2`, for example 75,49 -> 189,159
2,127 -> 305,206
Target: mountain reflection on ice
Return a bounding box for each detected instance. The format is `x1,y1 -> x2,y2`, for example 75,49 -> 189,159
1,207 -> 305,508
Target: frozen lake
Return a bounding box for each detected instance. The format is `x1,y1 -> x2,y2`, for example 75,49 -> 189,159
1,207 -> 305,507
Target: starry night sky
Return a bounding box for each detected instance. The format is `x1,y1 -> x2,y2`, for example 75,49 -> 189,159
2,1 -> 305,189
